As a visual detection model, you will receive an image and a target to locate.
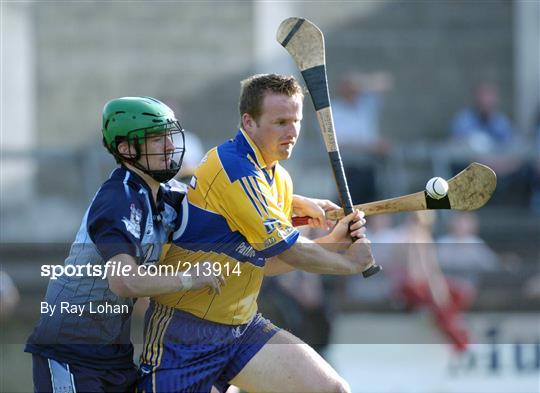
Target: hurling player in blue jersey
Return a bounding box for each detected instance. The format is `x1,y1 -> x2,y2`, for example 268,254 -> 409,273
25,97 -> 224,393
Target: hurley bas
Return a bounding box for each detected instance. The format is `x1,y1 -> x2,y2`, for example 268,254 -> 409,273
40,301 -> 129,317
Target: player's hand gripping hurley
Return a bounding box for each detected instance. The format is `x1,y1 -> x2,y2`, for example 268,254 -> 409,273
277,17 -> 381,278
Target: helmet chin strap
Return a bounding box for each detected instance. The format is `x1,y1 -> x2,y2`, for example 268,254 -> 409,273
146,162 -> 181,183
128,159 -> 181,183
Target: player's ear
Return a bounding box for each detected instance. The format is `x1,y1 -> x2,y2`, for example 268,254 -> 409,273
241,113 -> 256,132
117,140 -> 136,159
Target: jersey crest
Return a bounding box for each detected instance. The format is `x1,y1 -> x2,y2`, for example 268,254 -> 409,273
122,203 -> 143,239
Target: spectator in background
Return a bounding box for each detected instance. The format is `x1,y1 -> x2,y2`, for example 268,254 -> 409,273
0,270 -> 20,319
388,212 -> 474,351
451,82 -> 514,151
436,212 -> 500,274
523,275 -> 540,300
332,71 -> 393,202
450,82 -> 528,204
521,111 -> 540,301
529,109 -> 540,214
345,214 -> 398,304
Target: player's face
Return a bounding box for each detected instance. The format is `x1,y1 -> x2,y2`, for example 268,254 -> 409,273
139,131 -> 176,171
247,93 -> 303,166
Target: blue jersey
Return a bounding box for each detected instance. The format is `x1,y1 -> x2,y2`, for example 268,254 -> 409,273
25,166 -> 185,369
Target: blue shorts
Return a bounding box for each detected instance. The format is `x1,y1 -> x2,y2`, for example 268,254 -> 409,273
137,303 -> 279,393
32,354 -> 136,392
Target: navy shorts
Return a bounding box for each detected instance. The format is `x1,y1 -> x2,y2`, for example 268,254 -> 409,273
32,354 -> 136,393
138,303 -> 279,393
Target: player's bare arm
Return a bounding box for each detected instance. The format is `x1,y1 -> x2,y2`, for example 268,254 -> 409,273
264,256 -> 295,276
107,253 -> 224,298
266,240 -> 371,275
265,210 -> 367,276
282,239 -> 373,276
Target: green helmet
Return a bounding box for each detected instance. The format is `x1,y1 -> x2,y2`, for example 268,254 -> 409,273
101,96 -> 185,182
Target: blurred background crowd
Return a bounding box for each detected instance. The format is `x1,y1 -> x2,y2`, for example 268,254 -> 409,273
1,1 -> 539,392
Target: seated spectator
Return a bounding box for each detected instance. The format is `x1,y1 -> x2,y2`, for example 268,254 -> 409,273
344,214 -> 398,303
529,110 -> 540,213
0,270 -> 20,319
523,274 -> 540,300
449,82 -> 529,204
347,213 -> 475,351
391,212 -> 474,352
332,71 -> 393,202
437,212 -> 500,274
451,82 -> 513,152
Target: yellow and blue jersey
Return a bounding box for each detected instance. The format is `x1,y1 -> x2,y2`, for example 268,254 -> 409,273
154,129 -> 299,325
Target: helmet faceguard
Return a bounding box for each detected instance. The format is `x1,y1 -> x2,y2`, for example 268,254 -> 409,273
102,97 -> 186,182
122,121 -> 185,183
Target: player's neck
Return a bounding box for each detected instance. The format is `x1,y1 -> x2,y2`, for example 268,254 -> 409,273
243,128 -> 278,169
123,163 -> 161,203
255,145 -> 278,169
264,158 -> 278,169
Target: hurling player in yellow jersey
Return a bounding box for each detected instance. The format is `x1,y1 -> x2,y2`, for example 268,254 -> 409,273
138,74 -> 375,393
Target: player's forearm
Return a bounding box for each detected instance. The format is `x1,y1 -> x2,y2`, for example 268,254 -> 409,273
264,256 -> 296,276
111,273 -> 183,298
278,237 -> 356,275
312,233 -> 347,253
107,254 -> 183,298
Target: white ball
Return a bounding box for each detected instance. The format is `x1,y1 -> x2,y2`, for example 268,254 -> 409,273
426,177 -> 448,199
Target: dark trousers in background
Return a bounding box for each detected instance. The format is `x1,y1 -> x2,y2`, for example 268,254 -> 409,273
344,165 -> 377,204
258,281 -> 331,354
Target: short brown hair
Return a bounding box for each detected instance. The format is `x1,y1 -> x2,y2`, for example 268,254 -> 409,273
239,74 -> 304,123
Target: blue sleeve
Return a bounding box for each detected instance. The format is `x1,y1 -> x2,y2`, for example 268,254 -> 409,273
87,185 -> 148,262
